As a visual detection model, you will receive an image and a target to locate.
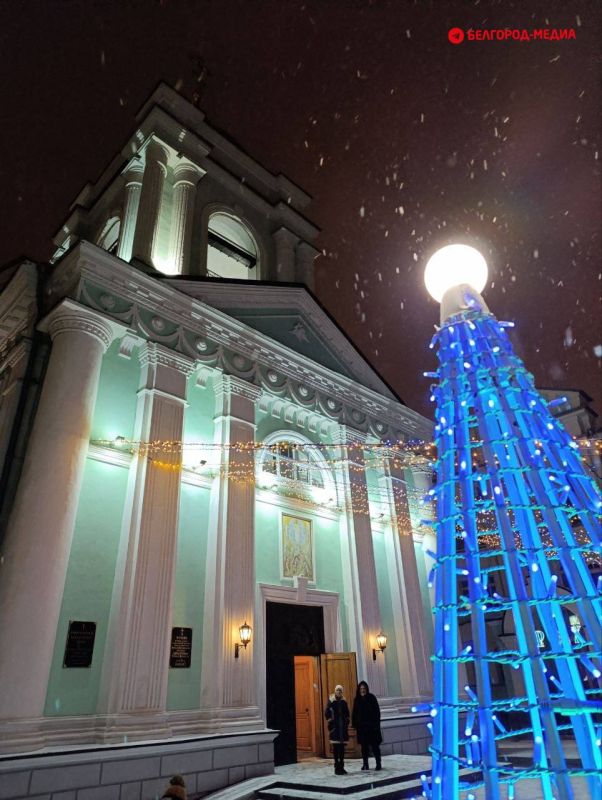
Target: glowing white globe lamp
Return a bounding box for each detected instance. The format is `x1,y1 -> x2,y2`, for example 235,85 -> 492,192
424,244 -> 488,303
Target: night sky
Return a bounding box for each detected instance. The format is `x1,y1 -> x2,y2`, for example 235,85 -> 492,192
1,1 -> 600,420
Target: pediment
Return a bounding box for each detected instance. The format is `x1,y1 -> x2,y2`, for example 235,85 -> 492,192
164,278 -> 400,402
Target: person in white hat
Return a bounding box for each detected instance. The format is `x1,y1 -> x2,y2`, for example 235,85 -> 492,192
324,684 -> 350,775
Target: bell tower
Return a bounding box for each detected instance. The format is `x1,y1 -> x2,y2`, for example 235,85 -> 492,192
51,83 -> 321,289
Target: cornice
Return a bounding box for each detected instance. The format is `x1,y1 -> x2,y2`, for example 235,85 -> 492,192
0,261 -> 38,345
137,85 -> 313,211
167,280 -> 398,401
48,243 -> 434,442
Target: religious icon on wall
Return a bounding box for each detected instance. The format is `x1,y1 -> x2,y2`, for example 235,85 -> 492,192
282,514 -> 314,580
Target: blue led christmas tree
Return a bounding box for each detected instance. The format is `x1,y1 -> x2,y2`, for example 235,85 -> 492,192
421,246 -> 602,800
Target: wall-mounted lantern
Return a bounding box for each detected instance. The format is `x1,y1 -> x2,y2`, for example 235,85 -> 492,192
372,632 -> 387,661
234,621 -> 252,658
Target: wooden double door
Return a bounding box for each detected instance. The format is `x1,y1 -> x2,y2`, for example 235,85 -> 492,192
294,652 -> 361,760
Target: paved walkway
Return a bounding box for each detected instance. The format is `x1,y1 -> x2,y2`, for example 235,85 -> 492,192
458,779 -> 597,799
201,756 -> 600,800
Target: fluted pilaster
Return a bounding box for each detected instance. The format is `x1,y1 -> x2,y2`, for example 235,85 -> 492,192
273,227 -> 299,282
99,343 -> 194,725
200,375 -> 261,723
380,455 -> 433,699
295,241 -> 319,291
332,427 -> 386,697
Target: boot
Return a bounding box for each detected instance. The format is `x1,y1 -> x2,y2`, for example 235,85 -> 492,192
361,760 -> 369,770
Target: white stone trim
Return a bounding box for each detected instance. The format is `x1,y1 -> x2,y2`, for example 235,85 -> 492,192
51,243 -> 432,439
87,444 -> 133,469
256,583 -> 342,724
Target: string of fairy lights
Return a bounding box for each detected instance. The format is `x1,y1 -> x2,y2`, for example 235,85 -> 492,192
89,435 -> 601,562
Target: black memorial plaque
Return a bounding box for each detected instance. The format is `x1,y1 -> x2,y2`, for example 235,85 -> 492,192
170,627 -> 192,668
63,621 -> 96,668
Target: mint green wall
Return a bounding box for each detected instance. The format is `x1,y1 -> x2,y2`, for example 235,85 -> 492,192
167,483 -> 210,710
255,501 -> 349,650
255,501 -> 281,585
45,459 -> 127,716
372,532 -> 402,697
183,378 -> 215,449
90,342 -> 139,442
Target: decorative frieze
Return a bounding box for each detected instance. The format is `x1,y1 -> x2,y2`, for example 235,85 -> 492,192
75,283 -> 422,442
47,245 -> 433,444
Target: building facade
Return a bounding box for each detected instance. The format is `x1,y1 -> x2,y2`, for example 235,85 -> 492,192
0,85 -> 438,797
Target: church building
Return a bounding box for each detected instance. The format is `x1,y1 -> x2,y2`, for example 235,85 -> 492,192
0,84 -> 436,799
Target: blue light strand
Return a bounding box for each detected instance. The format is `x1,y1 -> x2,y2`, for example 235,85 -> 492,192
427,308 -> 602,800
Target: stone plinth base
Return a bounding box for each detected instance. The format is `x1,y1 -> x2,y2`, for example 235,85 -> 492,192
0,730 -> 276,800
381,714 -> 432,756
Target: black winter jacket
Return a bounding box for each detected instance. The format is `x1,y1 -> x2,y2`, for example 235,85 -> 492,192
351,690 -> 382,746
325,697 -> 350,743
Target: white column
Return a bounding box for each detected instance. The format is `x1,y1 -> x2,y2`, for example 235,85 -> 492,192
131,138 -> 170,266
168,161 -> 203,274
116,162 -> 144,262
381,454 -> 433,699
273,227 -> 299,282
333,427 -> 386,696
412,466 -> 437,613
295,241 -> 319,291
98,343 -> 194,732
0,301 -> 117,721
200,374 -> 262,728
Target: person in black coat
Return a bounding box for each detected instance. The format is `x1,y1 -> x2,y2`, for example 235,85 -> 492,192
352,680 -> 382,770
324,684 -> 350,775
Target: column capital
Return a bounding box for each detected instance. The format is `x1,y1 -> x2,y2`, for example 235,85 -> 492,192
122,160 -> 145,185
143,137 -> 170,173
273,226 -> 300,249
138,341 -> 196,376
41,300 -> 121,352
214,373 -> 261,403
331,425 -> 367,447
173,159 -> 205,187
212,374 -> 259,427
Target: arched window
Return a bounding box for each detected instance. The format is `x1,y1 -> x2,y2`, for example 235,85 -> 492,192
207,212 -> 258,280
257,432 -> 336,504
96,215 -> 121,255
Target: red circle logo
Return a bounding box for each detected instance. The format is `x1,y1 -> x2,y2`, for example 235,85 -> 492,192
448,27 -> 465,45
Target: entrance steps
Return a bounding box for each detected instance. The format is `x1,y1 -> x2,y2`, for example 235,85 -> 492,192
200,756 -> 481,800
